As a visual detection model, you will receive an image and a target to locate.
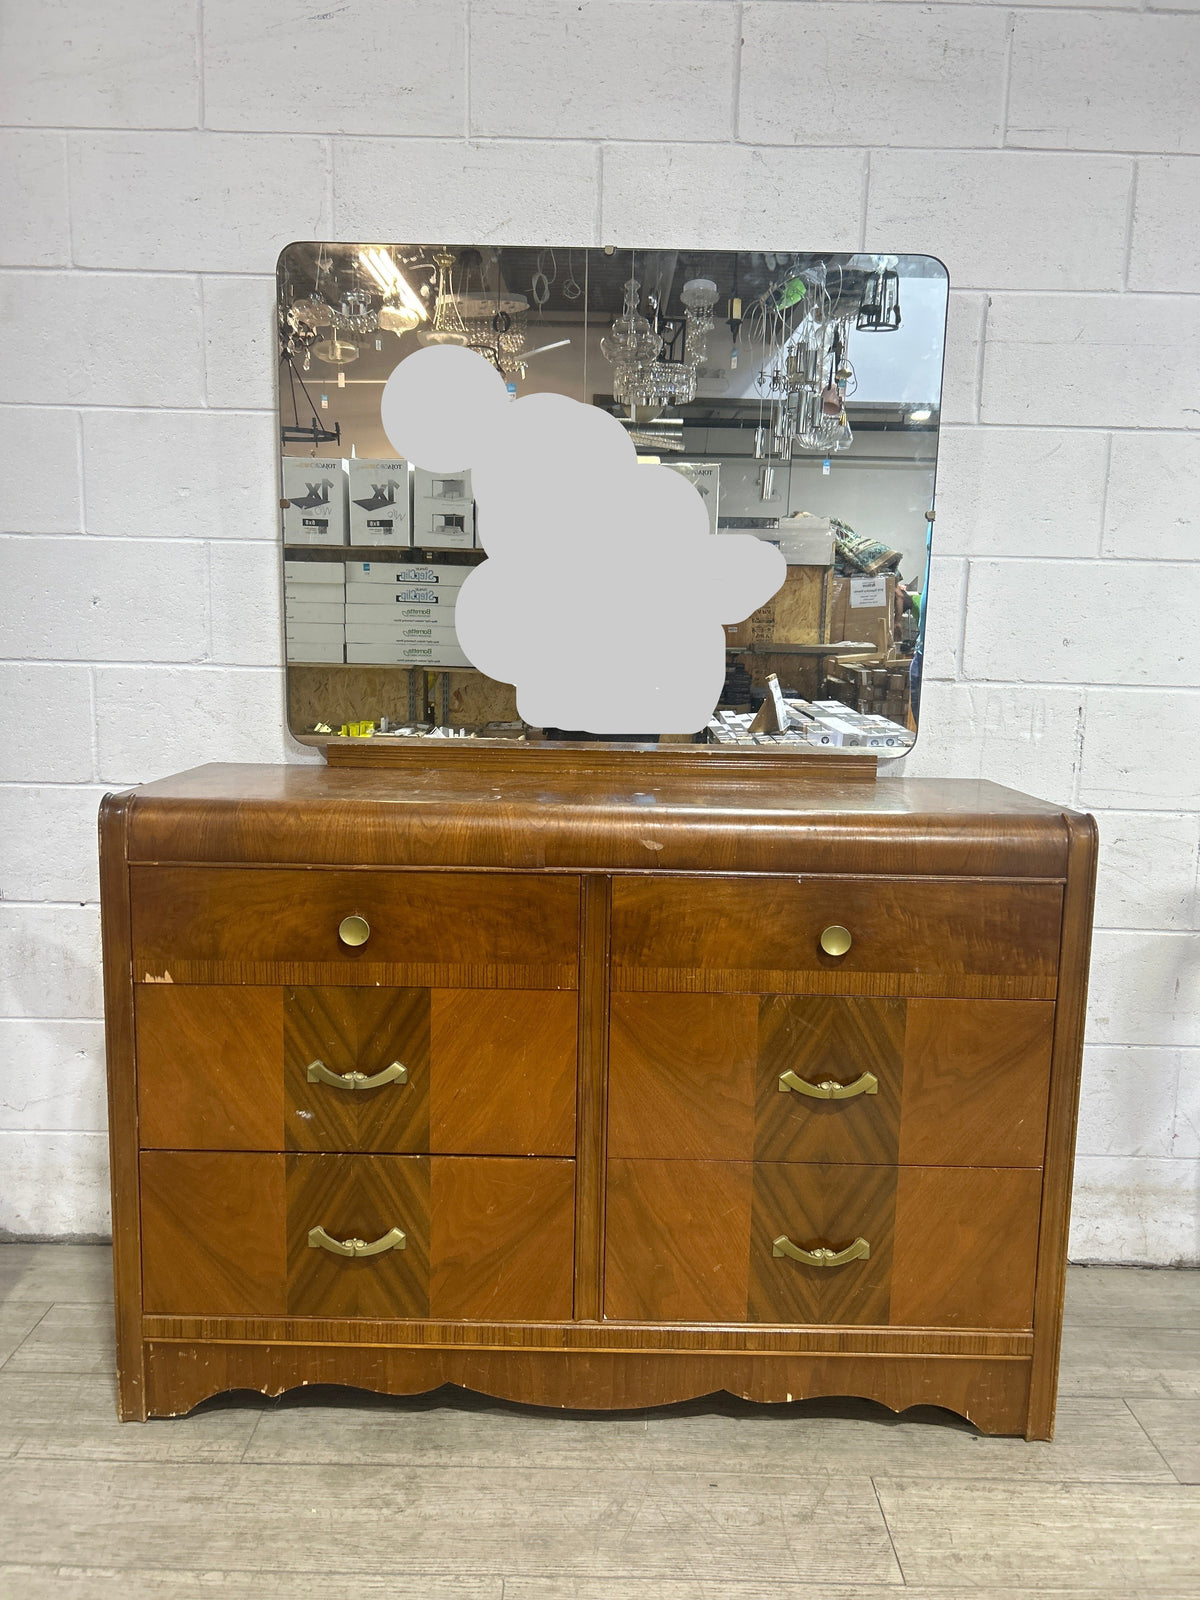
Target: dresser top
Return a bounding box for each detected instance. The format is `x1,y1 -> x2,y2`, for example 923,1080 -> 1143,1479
108,763 -> 1085,879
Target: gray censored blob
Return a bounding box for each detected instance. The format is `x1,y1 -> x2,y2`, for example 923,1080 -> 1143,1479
380,345 -> 786,734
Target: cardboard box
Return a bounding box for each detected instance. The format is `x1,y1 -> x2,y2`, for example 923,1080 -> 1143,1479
285,558 -> 348,584
281,457 -> 348,545
345,561 -> 468,589
285,622 -> 344,645
284,599 -> 344,626
412,468 -> 475,549
348,458 -> 411,547
345,620 -> 460,645
345,591 -> 457,616
829,573 -> 896,652
774,515 -> 834,566
286,639 -> 344,663
346,642 -> 472,668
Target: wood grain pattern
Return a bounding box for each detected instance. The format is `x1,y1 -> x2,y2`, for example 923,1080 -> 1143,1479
608,993 -> 757,1160
891,1166 -> 1043,1331
750,1161 -> 896,1326
137,986 -> 283,1151
898,999 -> 1054,1167
140,1151 -> 285,1317
286,1153 -> 429,1318
429,1157 -> 575,1321
283,986 -> 430,1153
612,876 -> 1064,997
430,990 -> 576,1156
756,996 -> 905,1164
99,791 -> 145,1420
604,1159 -> 752,1323
130,867 -> 580,989
573,875 -> 611,1321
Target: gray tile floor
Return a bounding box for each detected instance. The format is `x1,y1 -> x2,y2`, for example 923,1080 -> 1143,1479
0,1245 -> 1197,1598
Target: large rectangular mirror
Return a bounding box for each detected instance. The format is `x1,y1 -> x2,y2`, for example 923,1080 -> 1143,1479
277,245 -> 947,757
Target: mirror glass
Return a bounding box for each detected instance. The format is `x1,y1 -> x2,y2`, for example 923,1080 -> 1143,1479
277,244 -> 947,757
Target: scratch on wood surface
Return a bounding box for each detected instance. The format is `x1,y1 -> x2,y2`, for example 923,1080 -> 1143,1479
141,971 -> 174,983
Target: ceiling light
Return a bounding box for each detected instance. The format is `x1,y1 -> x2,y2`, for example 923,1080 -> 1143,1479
358,248 -> 427,321
908,406 -> 933,422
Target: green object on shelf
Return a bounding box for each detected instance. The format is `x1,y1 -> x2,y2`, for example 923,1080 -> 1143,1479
779,277 -> 807,309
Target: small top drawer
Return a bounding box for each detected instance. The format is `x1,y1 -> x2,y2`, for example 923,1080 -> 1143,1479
611,875 -> 1063,999
130,867 -> 580,989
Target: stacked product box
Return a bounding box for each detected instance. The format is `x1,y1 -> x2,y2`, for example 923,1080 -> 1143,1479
348,458 -> 411,547
281,457 -> 349,545
344,560 -> 472,667
411,468 -> 475,549
284,558 -> 345,662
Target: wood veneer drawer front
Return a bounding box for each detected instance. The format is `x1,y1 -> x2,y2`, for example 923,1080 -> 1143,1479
603,1159 -> 1041,1329
136,985 -> 576,1157
611,877 -> 1063,999
608,994 -> 1054,1167
140,1151 -> 575,1320
129,867 -> 580,989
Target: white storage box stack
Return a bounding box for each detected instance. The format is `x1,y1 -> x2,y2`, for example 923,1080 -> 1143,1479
344,560 -> 472,667
412,468 -> 475,549
348,458 -> 411,547
284,559 -> 345,662
281,457 -> 349,545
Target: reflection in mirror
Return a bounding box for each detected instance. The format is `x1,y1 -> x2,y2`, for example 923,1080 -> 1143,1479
277,245 -> 948,757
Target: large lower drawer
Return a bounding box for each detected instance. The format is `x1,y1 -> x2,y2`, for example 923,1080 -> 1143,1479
604,1158 -> 1041,1330
140,1151 -> 575,1321
130,867 -> 580,988
611,876 -> 1063,999
608,993 -> 1054,1167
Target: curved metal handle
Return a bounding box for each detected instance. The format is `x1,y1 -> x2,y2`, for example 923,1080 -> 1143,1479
772,1235 -> 870,1267
307,1225 -> 406,1258
306,1059 -> 408,1092
778,1069 -> 878,1101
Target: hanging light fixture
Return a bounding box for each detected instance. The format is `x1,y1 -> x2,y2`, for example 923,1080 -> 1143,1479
359,248 -> 427,333
856,266 -> 901,332
420,248 -> 469,346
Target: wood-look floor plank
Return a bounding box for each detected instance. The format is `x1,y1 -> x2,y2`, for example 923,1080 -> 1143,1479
0,1304 -> 114,1374
0,1244 -> 112,1304
0,1569 -> 498,1599
1058,1325 -> 1200,1398
0,1462 -> 901,1585
875,1478 -> 1200,1590
1062,1265 -> 1200,1328
0,1302 -> 51,1372
0,1372 -> 262,1463
1126,1398 -> 1200,1484
506,1586 -> 1200,1600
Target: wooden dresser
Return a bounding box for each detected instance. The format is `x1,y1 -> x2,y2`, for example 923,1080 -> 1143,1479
99,749 -> 1096,1437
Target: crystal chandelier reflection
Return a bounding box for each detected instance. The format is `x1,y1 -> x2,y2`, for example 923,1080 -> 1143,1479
601,276 -> 718,412
420,248 -> 469,346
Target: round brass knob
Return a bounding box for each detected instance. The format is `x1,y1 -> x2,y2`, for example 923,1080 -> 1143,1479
819,924 -> 852,958
338,914 -> 371,948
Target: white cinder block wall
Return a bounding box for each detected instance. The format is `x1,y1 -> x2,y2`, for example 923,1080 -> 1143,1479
0,0 -> 1196,1258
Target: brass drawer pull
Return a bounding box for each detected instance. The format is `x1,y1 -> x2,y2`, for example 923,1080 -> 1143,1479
338,914 -> 371,947
306,1059 -> 408,1092
773,1235 -> 870,1268
819,924 -> 852,957
308,1225 -> 406,1258
778,1069 -> 878,1100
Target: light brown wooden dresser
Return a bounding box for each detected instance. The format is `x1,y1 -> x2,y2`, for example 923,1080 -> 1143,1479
99,747 -> 1096,1437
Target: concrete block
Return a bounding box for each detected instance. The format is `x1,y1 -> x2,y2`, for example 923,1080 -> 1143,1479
1079,689 -> 1200,810
935,427 -> 1107,560
82,409 -> 278,542
1092,810 -> 1199,932
203,0 -> 464,136
920,555 -> 966,682
1174,1056 -> 1200,1159
601,144 -> 864,250
962,559 -> 1200,687
0,1021 -> 107,1132
1,408 -> 82,535
1129,158 -> 1200,293
0,0 -> 198,129
740,3 -> 1007,148
0,132 -> 70,267
0,273 -> 205,408
0,906 -> 103,1020
867,152 -> 1132,291
981,294 -> 1200,430
903,681 -> 1083,802
0,667 -> 93,783
1069,1157 -> 1199,1266
1088,930 -> 1200,1048
335,139 -> 600,246
202,276 -> 277,410
209,542 -> 284,668
70,133 -> 332,274
1008,13 -> 1200,154
3,537 -> 209,663
0,1133 -> 110,1237
1076,1046 -> 1181,1159
472,1 -> 735,141
0,786 -> 107,903
94,665 -> 288,785
939,293 -> 986,425
1104,432 -> 1200,562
